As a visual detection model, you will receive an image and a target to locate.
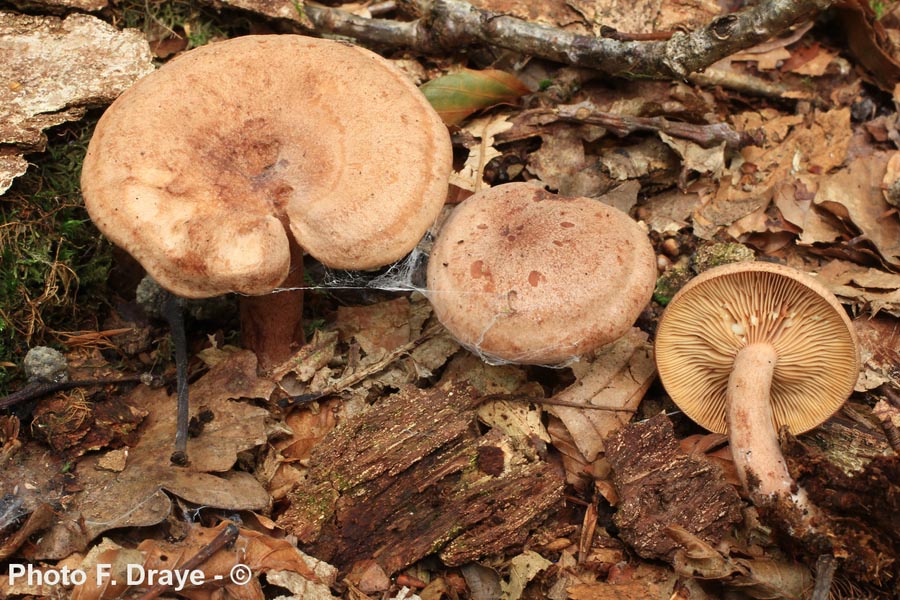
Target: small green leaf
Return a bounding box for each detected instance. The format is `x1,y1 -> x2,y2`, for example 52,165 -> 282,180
421,69 -> 531,125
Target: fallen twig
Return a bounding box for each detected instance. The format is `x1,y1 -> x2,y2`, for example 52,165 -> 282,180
136,522 -> 240,600
283,0 -> 835,80
0,375 -> 149,410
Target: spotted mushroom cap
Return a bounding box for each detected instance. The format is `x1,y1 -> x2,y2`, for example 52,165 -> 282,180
426,183 -> 657,364
655,261 -> 860,434
81,35 -> 451,299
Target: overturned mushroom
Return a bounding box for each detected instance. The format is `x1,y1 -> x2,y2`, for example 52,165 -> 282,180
426,183 -> 656,364
654,261 -> 859,514
81,35 -> 452,458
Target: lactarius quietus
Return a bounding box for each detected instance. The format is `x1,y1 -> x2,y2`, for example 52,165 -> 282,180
426,183 -> 657,364
654,261 -> 859,515
81,35 -> 452,459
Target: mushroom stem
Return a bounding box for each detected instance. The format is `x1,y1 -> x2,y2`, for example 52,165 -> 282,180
726,342 -> 810,509
239,237 -> 306,371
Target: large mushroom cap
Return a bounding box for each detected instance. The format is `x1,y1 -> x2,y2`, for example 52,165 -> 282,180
655,261 -> 859,434
81,35 -> 451,299
426,183 -> 656,364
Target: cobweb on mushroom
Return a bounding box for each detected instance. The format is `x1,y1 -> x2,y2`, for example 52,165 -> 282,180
276,233 -> 432,294
270,233 -> 584,368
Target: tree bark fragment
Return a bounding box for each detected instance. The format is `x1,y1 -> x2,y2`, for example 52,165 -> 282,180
605,414 -> 743,562
278,382 -> 565,574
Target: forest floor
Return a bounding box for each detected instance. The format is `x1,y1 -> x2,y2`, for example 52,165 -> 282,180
1,1 -> 899,599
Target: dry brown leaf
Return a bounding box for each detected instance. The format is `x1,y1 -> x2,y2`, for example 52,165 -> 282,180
815,152 -> 900,266
470,0 -> 588,30
68,523 -> 337,600
658,133 -> 726,179
526,123 -> 614,197
669,526 -> 813,600
35,351 -> 273,559
786,44 -> 840,76
547,328 -> 656,463
336,297 -> 413,360
501,550 -> 551,600
695,108 -> 852,239
565,0 -> 719,34
639,187 -> 702,234
815,259 -> 900,316
450,114 -> 514,192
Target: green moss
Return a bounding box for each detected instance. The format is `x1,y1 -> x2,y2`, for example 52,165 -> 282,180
653,263 -> 691,306
117,0 -> 228,50
691,242 -> 755,274
0,121 -> 112,391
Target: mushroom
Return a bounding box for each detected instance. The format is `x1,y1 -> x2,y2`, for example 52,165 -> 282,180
426,183 -> 657,364
654,261 -> 859,513
81,35 -> 451,458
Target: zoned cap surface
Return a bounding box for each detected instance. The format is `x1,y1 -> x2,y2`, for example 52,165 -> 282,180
427,183 -> 656,364
81,35 -> 451,299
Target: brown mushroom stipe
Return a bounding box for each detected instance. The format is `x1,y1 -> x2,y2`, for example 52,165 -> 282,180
81,35 -> 452,368
655,261 -> 859,510
426,183 -> 657,365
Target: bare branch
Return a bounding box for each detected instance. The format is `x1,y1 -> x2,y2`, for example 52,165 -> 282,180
282,0 -> 836,79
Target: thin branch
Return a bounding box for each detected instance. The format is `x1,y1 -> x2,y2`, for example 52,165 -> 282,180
0,376 -> 147,410
285,0 -> 835,79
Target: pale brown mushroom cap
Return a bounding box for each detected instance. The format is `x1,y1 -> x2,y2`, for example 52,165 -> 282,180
655,261 -> 860,434
426,183 -> 657,364
81,35 -> 451,299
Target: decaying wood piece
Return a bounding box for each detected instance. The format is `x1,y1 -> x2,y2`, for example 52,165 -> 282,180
605,414 -> 743,562
782,434 -> 900,586
278,382 -> 565,574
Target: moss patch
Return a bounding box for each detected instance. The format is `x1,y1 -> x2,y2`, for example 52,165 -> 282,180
0,121 -> 112,391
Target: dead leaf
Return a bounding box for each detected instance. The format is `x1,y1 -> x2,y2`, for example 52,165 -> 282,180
68,522 -> 336,600
815,259 -> 900,316
35,351 -> 273,559
815,152 -> 900,266
547,328 -> 656,463
500,550 -> 551,600
450,114 -> 515,192
421,69 -> 530,125
669,526 -> 814,600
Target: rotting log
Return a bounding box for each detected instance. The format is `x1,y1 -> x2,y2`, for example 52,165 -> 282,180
277,382 -> 565,575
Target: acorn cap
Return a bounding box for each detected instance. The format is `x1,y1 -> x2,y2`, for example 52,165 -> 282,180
81,35 -> 451,299
655,261 -> 859,434
426,183 -> 657,364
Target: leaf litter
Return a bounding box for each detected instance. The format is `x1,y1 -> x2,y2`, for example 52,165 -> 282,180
3,0 -> 900,598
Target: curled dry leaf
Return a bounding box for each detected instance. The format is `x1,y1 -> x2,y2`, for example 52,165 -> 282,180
421,69 -> 531,125
668,525 -> 813,600
68,522 -> 337,600
450,113 -> 515,192
815,259 -> 900,317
